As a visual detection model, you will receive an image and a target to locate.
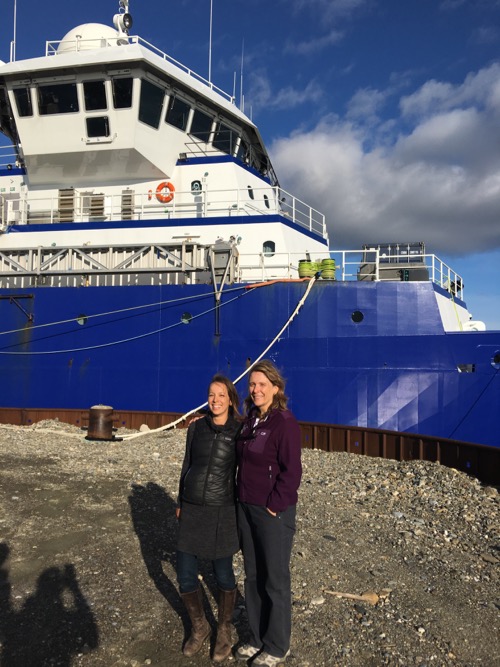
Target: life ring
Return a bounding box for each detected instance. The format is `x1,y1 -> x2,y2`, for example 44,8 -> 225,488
156,181 -> 175,203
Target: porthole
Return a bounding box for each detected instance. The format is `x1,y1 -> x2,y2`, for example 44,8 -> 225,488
181,312 -> 192,325
351,311 -> 364,323
263,194 -> 270,209
263,240 -> 275,257
492,351 -> 500,370
247,186 -> 254,200
76,314 -> 88,326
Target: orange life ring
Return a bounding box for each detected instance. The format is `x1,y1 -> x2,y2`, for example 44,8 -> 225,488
156,181 -> 175,203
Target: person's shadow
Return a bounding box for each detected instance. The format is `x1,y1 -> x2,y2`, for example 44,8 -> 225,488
0,542 -> 99,667
128,482 -> 220,637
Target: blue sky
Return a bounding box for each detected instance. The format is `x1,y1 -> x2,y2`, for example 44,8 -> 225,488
1,0 -> 500,328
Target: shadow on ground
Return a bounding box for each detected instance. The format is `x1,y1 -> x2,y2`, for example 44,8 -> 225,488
0,542 -> 98,667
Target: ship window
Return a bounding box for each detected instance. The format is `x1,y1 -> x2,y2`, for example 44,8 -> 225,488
237,139 -> 250,163
112,77 -> 133,109
213,121 -> 235,155
139,79 -> 164,129
263,241 -> 275,257
247,186 -> 254,200
165,96 -> 191,130
263,194 -> 270,209
83,80 -> 107,111
86,116 -> 110,138
38,83 -> 79,114
190,109 -> 213,143
13,87 -> 33,117
352,311 -> 364,323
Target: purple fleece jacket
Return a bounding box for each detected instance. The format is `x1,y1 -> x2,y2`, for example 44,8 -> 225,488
236,408 -> 302,513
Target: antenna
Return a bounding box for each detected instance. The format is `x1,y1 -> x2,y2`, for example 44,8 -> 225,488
10,0 -> 17,63
240,39 -> 244,111
208,0 -> 213,83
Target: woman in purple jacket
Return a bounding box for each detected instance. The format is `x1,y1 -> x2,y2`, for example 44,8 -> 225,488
235,360 -> 302,667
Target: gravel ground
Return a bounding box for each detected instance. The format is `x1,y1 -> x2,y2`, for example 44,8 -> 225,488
0,419 -> 499,667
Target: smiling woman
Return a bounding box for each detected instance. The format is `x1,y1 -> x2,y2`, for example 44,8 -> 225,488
235,360 -> 302,666
175,374 -> 241,663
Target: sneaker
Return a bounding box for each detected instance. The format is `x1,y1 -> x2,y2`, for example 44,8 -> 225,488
252,649 -> 291,666
235,643 -> 261,661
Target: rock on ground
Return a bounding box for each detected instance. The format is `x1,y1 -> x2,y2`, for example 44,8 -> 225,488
0,420 -> 499,666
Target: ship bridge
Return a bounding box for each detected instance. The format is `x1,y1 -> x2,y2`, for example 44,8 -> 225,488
0,14 -> 276,190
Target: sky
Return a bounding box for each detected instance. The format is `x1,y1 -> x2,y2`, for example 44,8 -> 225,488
1,0 -> 500,328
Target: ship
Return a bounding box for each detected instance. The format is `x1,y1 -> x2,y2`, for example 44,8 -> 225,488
0,0 -> 499,449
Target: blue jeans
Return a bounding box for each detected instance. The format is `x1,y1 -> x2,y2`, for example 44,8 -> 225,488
176,550 -> 236,594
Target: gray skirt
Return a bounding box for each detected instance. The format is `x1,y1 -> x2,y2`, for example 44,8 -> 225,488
177,501 -> 239,560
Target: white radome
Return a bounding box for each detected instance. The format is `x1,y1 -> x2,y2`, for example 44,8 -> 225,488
57,23 -> 122,53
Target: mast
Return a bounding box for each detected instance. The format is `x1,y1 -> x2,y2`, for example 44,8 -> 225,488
10,0 -> 17,63
209,0 -> 213,83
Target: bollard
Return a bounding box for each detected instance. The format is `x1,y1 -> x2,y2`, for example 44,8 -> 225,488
86,404 -> 116,441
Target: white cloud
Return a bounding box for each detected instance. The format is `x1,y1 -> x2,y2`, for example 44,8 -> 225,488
247,70 -> 323,112
287,29 -> 344,55
400,63 -> 500,117
470,25 -> 500,44
270,64 -> 500,254
290,0 -> 370,20
346,87 -> 388,122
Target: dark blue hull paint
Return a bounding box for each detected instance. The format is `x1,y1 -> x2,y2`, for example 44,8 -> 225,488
0,281 -> 499,447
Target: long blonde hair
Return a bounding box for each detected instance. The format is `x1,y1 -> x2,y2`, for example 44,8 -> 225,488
243,360 -> 288,415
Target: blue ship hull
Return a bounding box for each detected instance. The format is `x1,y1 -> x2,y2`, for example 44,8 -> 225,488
1,280 -> 499,447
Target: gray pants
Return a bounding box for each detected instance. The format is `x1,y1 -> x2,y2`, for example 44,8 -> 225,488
237,502 -> 296,658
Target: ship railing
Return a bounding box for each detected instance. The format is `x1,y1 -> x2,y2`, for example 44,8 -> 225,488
1,186 -> 327,240
46,35 -> 235,104
236,249 -> 464,297
0,242 -> 464,297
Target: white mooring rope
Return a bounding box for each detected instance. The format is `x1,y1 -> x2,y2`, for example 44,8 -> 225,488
121,275 -> 319,441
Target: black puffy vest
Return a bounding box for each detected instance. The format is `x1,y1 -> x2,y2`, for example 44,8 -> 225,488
180,415 -> 240,506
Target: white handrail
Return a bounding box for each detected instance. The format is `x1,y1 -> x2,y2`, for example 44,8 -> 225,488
45,35 -> 235,104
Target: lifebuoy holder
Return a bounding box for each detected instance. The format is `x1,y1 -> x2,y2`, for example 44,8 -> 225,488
155,181 -> 175,203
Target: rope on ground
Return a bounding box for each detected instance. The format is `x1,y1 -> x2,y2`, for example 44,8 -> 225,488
121,274 -> 320,441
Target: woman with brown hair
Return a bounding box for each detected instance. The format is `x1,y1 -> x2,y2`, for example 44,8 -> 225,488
176,374 -> 241,662
235,360 -> 302,666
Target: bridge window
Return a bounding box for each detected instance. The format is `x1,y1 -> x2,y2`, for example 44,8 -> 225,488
83,80 -> 107,111
86,116 -> 110,138
165,96 -> 191,130
190,109 -> 213,143
139,79 -> 164,129
13,87 -> 33,117
112,77 -> 133,109
237,139 -> 250,163
213,121 -> 236,155
38,83 -> 79,115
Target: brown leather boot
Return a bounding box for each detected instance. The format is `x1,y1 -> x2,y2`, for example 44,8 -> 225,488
180,588 -> 211,657
212,587 -> 237,663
